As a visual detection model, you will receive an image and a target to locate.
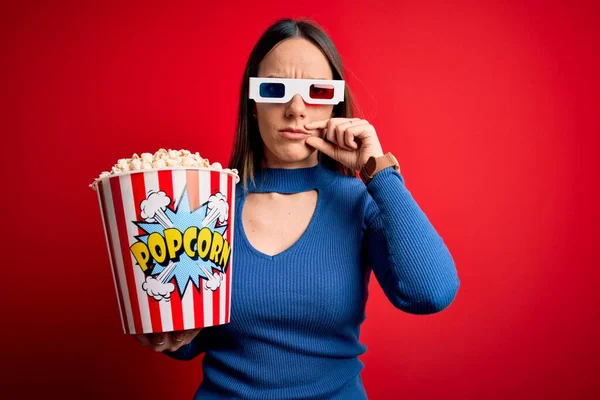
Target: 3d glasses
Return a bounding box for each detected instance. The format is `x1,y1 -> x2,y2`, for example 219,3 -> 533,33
249,77 -> 345,105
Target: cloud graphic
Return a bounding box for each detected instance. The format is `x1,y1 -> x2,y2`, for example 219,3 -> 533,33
203,193 -> 229,226
142,276 -> 175,301
140,191 -> 172,226
200,265 -> 223,291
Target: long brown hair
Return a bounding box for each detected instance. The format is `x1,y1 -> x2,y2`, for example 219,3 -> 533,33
228,18 -> 358,191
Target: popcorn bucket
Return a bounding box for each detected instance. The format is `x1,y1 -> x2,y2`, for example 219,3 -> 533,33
93,168 -> 237,334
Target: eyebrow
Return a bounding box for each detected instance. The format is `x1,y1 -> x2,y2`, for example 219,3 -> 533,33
266,75 -> 328,80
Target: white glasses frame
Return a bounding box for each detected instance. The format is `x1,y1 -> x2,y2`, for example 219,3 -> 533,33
249,77 -> 345,105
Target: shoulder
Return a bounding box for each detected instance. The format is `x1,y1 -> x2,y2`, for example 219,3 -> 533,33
321,169 -> 373,215
328,170 -> 365,192
325,169 -> 389,228
321,167 -> 364,192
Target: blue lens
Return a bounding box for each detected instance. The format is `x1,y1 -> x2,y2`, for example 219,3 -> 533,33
259,82 -> 285,98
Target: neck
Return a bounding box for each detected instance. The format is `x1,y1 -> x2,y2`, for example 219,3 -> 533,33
261,150 -> 319,169
243,161 -> 336,194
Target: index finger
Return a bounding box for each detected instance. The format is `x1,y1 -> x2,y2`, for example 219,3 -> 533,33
304,119 -> 330,130
304,118 -> 362,130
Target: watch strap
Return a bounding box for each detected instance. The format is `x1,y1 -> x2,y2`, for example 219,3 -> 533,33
360,153 -> 400,183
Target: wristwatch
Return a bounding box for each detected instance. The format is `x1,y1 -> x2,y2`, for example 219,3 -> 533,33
359,152 -> 400,183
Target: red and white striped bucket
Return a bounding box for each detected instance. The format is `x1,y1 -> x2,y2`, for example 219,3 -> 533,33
93,168 -> 237,334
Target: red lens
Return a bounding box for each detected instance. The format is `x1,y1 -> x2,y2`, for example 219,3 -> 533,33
309,84 -> 334,99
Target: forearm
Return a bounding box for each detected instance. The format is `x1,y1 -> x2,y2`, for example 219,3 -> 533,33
365,168 -> 460,314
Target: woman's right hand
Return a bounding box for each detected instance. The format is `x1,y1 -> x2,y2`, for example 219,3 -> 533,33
133,328 -> 201,352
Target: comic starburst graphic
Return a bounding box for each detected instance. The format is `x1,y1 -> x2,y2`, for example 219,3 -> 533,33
133,186 -> 228,297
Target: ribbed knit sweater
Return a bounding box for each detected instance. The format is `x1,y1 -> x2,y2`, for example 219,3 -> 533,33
164,163 -> 460,399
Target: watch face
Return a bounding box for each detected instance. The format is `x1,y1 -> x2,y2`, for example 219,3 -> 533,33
366,156 -> 377,173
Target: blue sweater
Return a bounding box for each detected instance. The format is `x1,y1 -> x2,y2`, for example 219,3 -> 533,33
164,163 -> 459,399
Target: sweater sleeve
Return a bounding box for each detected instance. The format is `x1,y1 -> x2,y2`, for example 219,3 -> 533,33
363,167 -> 460,314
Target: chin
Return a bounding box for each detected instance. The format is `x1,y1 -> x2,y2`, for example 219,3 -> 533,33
273,145 -> 316,165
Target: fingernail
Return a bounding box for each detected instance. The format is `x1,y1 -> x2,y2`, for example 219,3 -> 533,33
153,334 -> 167,346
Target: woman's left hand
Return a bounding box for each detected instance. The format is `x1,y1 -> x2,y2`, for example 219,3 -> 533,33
304,118 -> 384,171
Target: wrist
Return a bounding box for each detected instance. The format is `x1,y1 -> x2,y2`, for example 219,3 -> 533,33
359,152 -> 400,184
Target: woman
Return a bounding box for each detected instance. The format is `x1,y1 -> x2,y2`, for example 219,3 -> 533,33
134,18 -> 460,399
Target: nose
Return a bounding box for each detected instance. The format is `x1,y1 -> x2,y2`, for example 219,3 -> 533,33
285,94 -> 307,119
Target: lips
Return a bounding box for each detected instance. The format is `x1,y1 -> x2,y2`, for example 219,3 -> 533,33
278,127 -> 311,135
279,130 -> 310,140
277,126 -> 312,141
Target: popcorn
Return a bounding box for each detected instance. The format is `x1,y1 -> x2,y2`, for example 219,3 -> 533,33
117,159 -> 129,169
153,158 -> 167,168
166,158 -> 180,167
130,159 -> 142,170
90,148 -> 239,188
183,155 -> 196,167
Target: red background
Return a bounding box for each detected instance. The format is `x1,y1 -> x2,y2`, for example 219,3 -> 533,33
5,0 -> 599,398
